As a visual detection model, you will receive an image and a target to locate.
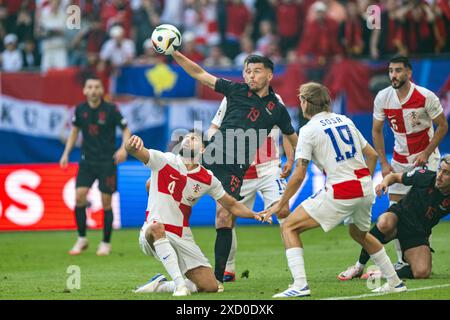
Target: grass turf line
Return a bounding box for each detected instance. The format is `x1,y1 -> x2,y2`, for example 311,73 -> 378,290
1,222 -> 449,300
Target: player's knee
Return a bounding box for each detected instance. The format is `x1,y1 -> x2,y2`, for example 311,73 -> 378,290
149,223 -> 165,239
215,209 -> 232,228
412,266 -> 431,279
197,282 -> 218,293
75,192 -> 88,206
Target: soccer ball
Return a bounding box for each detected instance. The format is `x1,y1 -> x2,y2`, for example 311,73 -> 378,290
151,24 -> 182,55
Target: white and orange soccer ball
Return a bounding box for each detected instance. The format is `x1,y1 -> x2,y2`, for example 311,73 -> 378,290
151,24 -> 182,55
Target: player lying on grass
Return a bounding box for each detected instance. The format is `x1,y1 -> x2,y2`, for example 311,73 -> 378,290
125,131 -> 260,296
259,82 -> 407,298
339,156 -> 450,281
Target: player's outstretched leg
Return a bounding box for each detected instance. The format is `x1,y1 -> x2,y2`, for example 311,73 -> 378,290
349,224 -> 406,294
214,205 -> 233,286
224,227 -> 237,282
273,206 -> 320,298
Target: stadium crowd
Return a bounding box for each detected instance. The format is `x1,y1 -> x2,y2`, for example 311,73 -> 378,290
0,0 -> 449,74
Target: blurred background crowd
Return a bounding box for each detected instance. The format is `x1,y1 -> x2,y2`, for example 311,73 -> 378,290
0,0 -> 449,74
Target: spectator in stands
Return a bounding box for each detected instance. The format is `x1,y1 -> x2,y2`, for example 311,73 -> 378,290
1,33 -> 22,71
101,0 -> 133,38
85,15 -> 106,65
160,0 -> 184,27
203,44 -> 232,67
180,31 -> 204,64
21,37 -> 40,70
98,24 -> 136,73
234,35 -> 261,66
0,5 -> 7,51
14,1 -> 34,42
307,0 -> 346,23
404,0 -> 438,55
370,0 -> 405,60
224,0 -> 253,59
132,0 -> 161,56
276,0 -> 304,56
338,0 -> 365,58
296,1 -> 342,68
255,19 -> 277,56
38,0 -> 68,72
434,0 -> 449,53
250,0 -> 276,42
134,38 -> 167,65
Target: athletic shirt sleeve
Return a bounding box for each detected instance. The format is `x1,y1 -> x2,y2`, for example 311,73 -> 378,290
276,106 -> 295,135
373,93 -> 385,121
214,78 -> 240,96
401,169 -> 435,187
72,105 -> 81,128
425,90 -> 444,120
145,149 -> 170,171
211,98 -> 228,127
208,176 -> 227,200
113,104 -> 128,129
295,126 -> 314,161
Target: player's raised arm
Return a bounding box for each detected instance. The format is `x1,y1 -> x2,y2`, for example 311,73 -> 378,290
125,135 -> 150,164
217,193 -> 258,220
172,51 -> 217,90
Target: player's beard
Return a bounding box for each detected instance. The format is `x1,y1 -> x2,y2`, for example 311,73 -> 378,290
391,77 -> 406,89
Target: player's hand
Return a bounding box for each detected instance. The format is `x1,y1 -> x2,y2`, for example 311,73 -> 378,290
413,151 -> 430,168
113,147 -> 128,165
280,160 -> 293,179
59,154 -> 68,169
381,162 -> 394,177
125,135 -> 144,153
375,182 -> 388,197
257,203 -> 281,223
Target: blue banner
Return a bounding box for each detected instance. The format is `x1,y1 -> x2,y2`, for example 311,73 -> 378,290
115,64 -> 197,98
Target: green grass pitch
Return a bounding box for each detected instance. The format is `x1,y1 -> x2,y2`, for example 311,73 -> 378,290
1,223 -> 450,300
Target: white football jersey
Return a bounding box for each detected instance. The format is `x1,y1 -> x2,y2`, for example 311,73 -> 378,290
295,112 -> 373,199
145,150 -> 226,237
212,96 -> 282,179
373,83 -> 443,164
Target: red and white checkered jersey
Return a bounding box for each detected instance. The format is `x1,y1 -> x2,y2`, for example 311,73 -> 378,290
373,83 -> 443,164
295,112 -> 373,199
212,97 -> 281,179
145,150 -> 226,237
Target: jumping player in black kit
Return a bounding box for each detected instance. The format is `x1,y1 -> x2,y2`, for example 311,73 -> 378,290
339,155 -> 450,280
60,76 -> 131,256
170,50 -> 299,288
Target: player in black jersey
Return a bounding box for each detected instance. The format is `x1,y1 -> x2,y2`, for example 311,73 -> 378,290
171,50 -> 298,286
59,76 -> 131,256
339,155 -> 450,280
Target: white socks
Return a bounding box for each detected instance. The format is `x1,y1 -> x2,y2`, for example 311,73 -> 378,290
355,261 -> 365,270
154,238 -> 185,289
225,227 -> 237,273
370,247 -> 402,287
286,247 -> 308,289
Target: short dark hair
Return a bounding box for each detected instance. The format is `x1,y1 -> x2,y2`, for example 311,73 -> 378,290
389,55 -> 412,70
83,74 -> 102,86
244,55 -> 274,72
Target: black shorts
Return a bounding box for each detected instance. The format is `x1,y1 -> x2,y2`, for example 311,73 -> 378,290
76,161 -> 117,194
389,204 -> 430,252
203,162 -> 248,200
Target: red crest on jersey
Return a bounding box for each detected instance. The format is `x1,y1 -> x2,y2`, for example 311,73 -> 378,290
267,101 -> 275,111
442,199 -> 450,208
83,112 -> 88,119
98,111 -> 106,123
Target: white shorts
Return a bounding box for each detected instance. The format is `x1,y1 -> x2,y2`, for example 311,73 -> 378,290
389,155 -> 440,195
301,187 -> 374,232
240,172 -> 286,209
139,223 -> 212,275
